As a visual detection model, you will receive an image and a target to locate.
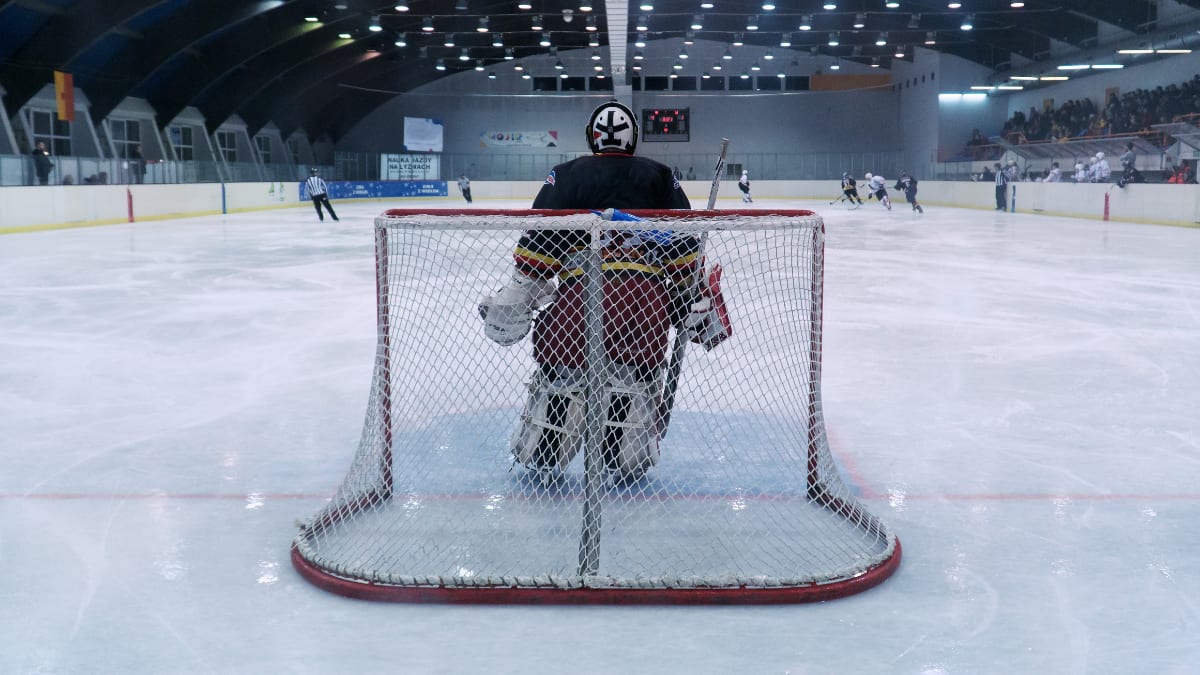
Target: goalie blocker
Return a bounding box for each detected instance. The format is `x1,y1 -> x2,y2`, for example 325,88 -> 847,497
479,216 -> 732,483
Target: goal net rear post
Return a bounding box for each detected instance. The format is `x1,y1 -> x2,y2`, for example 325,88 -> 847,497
291,209 -> 901,604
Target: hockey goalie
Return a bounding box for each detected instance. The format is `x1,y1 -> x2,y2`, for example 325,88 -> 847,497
478,101 -> 732,484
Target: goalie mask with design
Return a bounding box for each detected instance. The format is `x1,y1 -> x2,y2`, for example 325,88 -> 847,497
586,101 -> 638,155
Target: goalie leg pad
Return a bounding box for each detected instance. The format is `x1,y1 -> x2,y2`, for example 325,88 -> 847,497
600,366 -> 661,481
512,368 -> 585,471
683,263 -> 733,351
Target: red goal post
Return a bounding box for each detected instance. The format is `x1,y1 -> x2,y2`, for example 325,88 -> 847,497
291,208 -> 901,604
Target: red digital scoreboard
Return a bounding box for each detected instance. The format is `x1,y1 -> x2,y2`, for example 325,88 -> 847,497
641,108 -> 690,142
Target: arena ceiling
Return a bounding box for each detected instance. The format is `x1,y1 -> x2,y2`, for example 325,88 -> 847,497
2,0 -> 1198,141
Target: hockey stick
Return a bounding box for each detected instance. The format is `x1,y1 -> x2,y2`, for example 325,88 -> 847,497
657,138 -> 730,440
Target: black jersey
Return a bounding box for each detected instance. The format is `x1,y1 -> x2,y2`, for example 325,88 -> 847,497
841,175 -> 857,190
894,175 -> 918,194
518,153 -> 696,285
532,153 -> 691,210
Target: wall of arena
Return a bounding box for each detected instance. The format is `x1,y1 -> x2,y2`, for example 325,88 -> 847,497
3,178 -> 1198,234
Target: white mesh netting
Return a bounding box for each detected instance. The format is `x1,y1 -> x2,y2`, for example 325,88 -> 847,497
291,209 -> 900,604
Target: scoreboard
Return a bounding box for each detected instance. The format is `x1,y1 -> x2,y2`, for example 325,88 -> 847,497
641,108 -> 690,142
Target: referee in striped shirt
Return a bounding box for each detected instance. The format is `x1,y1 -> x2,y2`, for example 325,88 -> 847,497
305,168 -> 339,221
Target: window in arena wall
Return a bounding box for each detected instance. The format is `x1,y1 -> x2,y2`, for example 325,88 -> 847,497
110,119 -> 141,159
28,109 -> 71,156
215,130 -> 237,162
169,125 -> 195,161
287,137 -> 301,164
255,135 -> 272,164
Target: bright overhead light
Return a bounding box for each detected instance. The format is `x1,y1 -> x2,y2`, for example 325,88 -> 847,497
369,15 -> 382,32
691,14 -> 703,30
764,50 -> 774,60
587,16 -> 598,31
679,46 -> 689,58
750,60 -> 761,70
674,60 -> 683,69
337,32 -> 352,39
488,71 -> 496,79
640,1 -> 654,10
894,45 -> 906,57
732,33 -> 744,46
723,47 -> 733,59
555,59 -> 564,69
823,2 -> 837,9
531,14 -> 543,29
477,17 -> 488,32
763,1 -> 776,10
521,71 -> 531,79
700,1 -> 713,7
1091,63 -> 1124,69
634,50 -> 644,60
493,33 -> 504,47
636,15 -> 648,30
421,17 -> 433,31
799,15 -> 812,30
304,16 -> 319,23
589,33 -> 600,46
828,32 -> 840,46
394,3 -> 409,11
960,14 -> 974,30
947,1 -> 961,7
740,70 -> 750,79
970,85 -> 996,91
475,60 -> 485,71
594,63 -> 603,71
517,1 -> 532,8
702,71 -> 711,78
830,61 -> 840,70
925,31 -> 936,44
712,60 -> 722,70
997,85 -> 1023,90
747,15 -> 759,30
1117,48 -> 1153,54
1039,75 -> 1069,80
592,49 -> 602,60
560,72 -> 568,79
870,57 -> 880,67
886,0 -> 900,7
780,33 -> 792,47
634,37 -> 647,47
435,59 -> 446,70
1157,48 -> 1193,54
459,48 -> 469,61
444,33 -> 456,47
1009,75 -> 1038,80
876,32 -> 888,46
853,14 -> 866,28
684,31 -> 695,45
394,33 -> 407,47
539,33 -> 551,46
1010,1 -> 1024,6
1057,64 -> 1089,70
504,47 -> 514,59
579,1 -> 593,11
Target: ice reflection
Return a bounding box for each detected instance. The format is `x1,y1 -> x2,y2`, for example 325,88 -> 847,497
485,494 -> 504,511
887,487 -> 907,512
244,492 -> 264,510
257,560 -> 279,584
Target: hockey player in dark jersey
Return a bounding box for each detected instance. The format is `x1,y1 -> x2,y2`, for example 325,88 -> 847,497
840,172 -> 864,206
893,172 -> 923,213
478,100 -> 725,485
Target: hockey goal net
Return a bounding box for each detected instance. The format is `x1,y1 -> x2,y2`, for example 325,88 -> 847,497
291,208 -> 900,604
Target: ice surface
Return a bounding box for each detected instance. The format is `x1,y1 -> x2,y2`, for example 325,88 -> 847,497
2,197 -> 1198,674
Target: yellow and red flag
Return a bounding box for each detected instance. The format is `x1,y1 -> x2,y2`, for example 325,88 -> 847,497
54,71 -> 74,122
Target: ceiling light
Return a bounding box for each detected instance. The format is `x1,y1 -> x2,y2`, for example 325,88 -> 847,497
925,31 -> 936,44
871,57 -> 880,67
876,32 -> 887,46
636,15 -> 648,30
1009,75 -> 1038,81
555,59 -> 564,70
1117,48 -> 1153,54
886,0 -> 900,8
830,60 -> 840,70
1091,63 -> 1124,69
422,17 -> 433,31
333,1 -> 348,8
1057,64 -> 1089,70
853,13 -> 865,28
777,71 -> 786,78
517,1 -> 532,8
969,85 -> 995,91
477,17 -> 488,32
589,33 -> 600,46
634,37 -> 647,48
960,14 -> 974,30
539,33 -> 551,46
593,63 -> 603,71
702,71 -> 711,79
435,59 -> 446,70
828,32 -> 840,46
740,70 -> 750,79
634,50 -> 644,60
304,16 -> 319,23
504,47 -> 514,59
579,1 -> 593,11
337,32 -> 352,39
700,0 -> 713,7
514,62 -> 523,70
747,15 -> 759,30
1010,1 -> 1024,6
894,45 -> 906,57
764,50 -> 774,60
732,33 -> 744,46
560,72 -> 568,79
454,0 -> 468,9
947,2 -> 961,8
679,47 -> 689,58
394,3 -> 409,11
522,71 -> 531,79
1039,75 -> 1069,81
684,31 -> 696,45
996,85 -> 1023,90
1157,48 -> 1193,54
723,47 -> 733,59
493,33 -> 504,47
691,15 -> 704,30
823,2 -> 837,9
592,49 -> 602,60
632,62 -> 642,71
674,60 -> 683,69
669,72 -> 678,79
475,60 -> 485,71
488,71 -> 496,79
780,33 -> 792,47
587,16 -> 598,31
459,48 -> 470,61
799,15 -> 812,30
394,33 -> 407,47
763,1 -> 776,10
446,33 -> 459,47
640,1 -> 654,10
712,61 -> 723,70
531,14 -> 543,29
750,60 -> 761,71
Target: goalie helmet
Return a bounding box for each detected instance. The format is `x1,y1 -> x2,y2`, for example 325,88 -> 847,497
864,172 -> 873,180
1096,151 -> 1105,160
586,100 -> 638,155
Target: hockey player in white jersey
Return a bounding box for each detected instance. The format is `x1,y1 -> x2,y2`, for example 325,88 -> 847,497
1091,152 -> 1112,183
1073,162 -> 1088,183
738,170 -> 752,203
864,172 -> 891,210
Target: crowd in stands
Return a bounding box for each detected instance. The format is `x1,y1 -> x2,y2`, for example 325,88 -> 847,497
970,74 -> 1200,147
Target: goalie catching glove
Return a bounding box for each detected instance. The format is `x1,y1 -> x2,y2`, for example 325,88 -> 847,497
681,263 -> 733,351
478,272 -> 554,346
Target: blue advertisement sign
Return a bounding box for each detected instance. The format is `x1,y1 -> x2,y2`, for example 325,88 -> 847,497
299,181 -> 448,200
